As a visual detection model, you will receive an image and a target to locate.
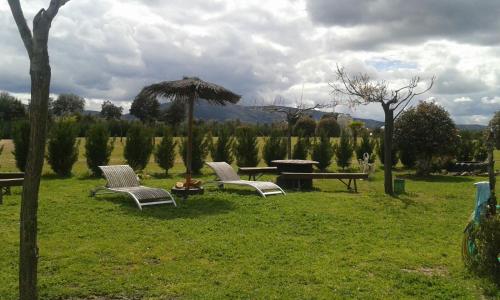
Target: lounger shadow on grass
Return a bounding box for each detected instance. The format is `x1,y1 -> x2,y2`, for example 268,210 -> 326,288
100,194 -> 235,220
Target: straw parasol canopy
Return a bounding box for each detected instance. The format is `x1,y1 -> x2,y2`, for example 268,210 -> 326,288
138,76 -> 241,189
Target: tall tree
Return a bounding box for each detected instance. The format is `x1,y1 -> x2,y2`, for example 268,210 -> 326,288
130,93 -> 160,123
51,93 -> 84,116
161,98 -> 186,134
0,92 -> 27,122
100,100 -> 123,121
8,0 -> 70,298
348,120 -> 364,146
332,66 -> 434,194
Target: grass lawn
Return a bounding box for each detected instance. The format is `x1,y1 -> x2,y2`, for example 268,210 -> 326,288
0,139 -> 499,299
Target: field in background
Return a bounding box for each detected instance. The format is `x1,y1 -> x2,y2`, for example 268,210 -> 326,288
0,138 -> 498,299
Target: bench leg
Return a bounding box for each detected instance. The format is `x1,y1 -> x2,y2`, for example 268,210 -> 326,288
354,179 -> 358,193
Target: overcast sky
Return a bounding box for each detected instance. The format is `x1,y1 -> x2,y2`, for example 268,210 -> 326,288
1,0 -> 499,124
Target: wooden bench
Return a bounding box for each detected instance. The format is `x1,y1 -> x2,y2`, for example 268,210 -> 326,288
279,172 -> 368,192
0,172 -> 25,204
238,167 -> 278,180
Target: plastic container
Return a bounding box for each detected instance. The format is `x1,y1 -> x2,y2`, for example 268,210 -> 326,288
394,178 -> 405,194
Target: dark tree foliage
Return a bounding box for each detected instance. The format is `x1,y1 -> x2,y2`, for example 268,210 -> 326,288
489,111 -> 500,149
294,116 -> 316,137
85,122 -> 114,176
46,119 -> 79,176
311,133 -> 334,171
0,92 -> 26,122
180,127 -> 209,173
210,127 -> 234,164
456,131 -> 475,161
349,120 -> 364,146
399,147 -> 417,168
262,130 -> 287,166
155,129 -> 177,175
355,132 -> 376,163
12,120 -> 30,172
52,93 -> 85,116
394,102 -> 458,176
292,135 -> 310,160
124,122 -> 154,171
377,135 -> 398,167
161,98 -> 186,133
468,215 -> 500,282
316,116 -> 340,137
100,100 -> 123,120
233,126 -> 260,167
335,130 -> 354,170
130,93 -> 160,123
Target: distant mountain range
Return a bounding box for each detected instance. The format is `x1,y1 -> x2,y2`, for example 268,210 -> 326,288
87,102 -> 486,131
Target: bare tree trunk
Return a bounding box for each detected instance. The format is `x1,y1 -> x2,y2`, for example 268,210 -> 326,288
287,124 -> 292,159
383,107 -> 394,195
8,1 -> 69,298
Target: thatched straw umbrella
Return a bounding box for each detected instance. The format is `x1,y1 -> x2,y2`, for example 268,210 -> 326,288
139,77 -> 240,188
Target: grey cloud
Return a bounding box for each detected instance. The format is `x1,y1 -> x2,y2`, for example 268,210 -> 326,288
307,0 -> 500,48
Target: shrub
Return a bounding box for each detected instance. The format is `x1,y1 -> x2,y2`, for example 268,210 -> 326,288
377,135 -> 398,167
262,130 -> 287,165
292,135 -> 310,160
12,120 -> 30,172
489,111 -> 500,149
399,146 -> 417,168
85,122 -> 114,176
469,215 -> 500,283
46,119 -> 79,176
355,132 -> 376,163
335,130 -> 354,170
394,102 -> 458,176
233,126 -> 260,167
155,129 -> 177,175
180,127 -> 210,174
311,133 -> 333,171
210,128 -> 234,164
474,139 -> 488,162
124,122 -> 154,171
456,131 -> 475,161
294,116 -> 316,137
316,116 -> 340,137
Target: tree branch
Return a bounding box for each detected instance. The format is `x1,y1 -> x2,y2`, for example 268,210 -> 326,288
45,0 -> 70,21
7,0 -> 33,58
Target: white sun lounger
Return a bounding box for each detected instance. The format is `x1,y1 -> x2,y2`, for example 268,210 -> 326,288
206,162 -> 285,197
91,165 -> 177,210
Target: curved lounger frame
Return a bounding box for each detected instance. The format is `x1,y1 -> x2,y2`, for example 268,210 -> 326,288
206,162 -> 285,197
91,165 -> 176,210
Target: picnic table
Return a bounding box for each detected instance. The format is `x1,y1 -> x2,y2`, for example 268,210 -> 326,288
272,159 -> 319,189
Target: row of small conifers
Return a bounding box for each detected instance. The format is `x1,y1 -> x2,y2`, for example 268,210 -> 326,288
8,118 -> 381,177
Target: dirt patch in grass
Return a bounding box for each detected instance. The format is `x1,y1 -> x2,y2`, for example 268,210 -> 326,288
401,266 -> 449,277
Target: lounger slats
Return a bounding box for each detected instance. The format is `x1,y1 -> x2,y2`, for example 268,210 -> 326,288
96,165 -> 176,210
206,162 -> 285,197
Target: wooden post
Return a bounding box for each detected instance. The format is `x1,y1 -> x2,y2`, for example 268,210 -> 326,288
185,95 -> 195,189
487,126 -> 496,215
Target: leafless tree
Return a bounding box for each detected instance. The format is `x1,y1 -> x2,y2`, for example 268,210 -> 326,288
8,0 -> 70,298
331,65 -> 434,194
264,96 -> 331,158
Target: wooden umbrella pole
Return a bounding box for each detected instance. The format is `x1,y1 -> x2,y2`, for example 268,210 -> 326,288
186,95 -> 195,189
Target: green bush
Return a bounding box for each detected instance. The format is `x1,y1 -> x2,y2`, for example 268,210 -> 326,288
85,122 -> 114,176
469,215 -> 500,283
399,146 -> 417,168
294,116 -> 316,137
377,135 -> 398,167
311,133 -> 333,171
180,127 -> 210,174
46,119 -> 79,176
262,130 -> 287,166
474,139 -> 488,162
12,120 -> 30,172
335,130 -> 354,170
457,132 -> 475,161
355,132 -> 375,163
292,135 -> 310,160
233,126 -> 260,167
124,122 -> 153,171
155,129 -> 177,175
210,128 -> 234,164
316,116 -> 340,137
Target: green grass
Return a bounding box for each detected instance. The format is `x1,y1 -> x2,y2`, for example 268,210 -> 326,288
0,139 -> 498,299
